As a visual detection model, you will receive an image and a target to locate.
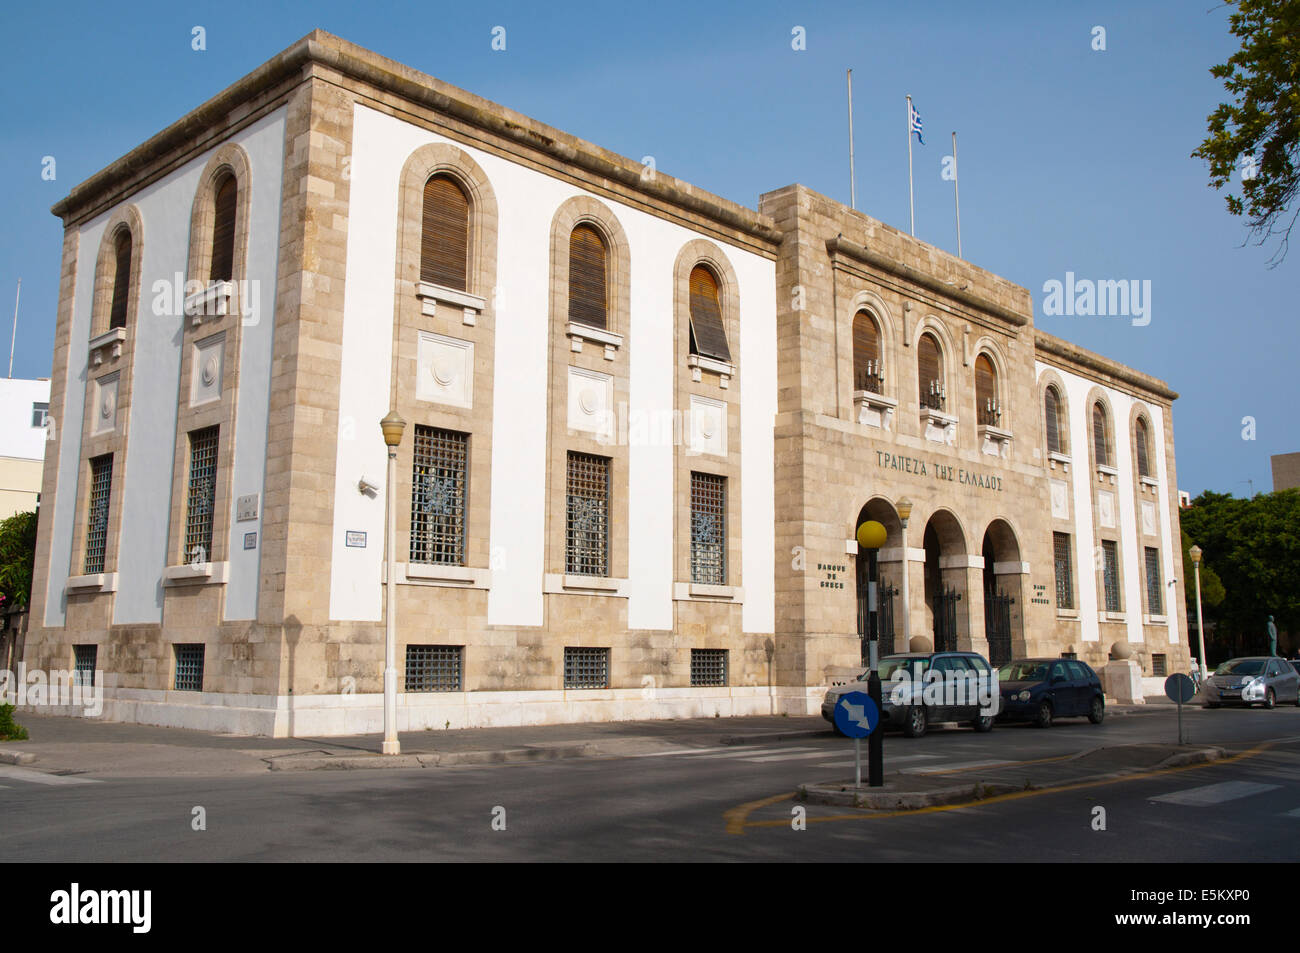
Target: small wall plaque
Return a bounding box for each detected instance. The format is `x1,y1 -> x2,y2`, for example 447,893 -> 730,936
243,532 -> 257,550
346,531 -> 367,548
237,494 -> 259,522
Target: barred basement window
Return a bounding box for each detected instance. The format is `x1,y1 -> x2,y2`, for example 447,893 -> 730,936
566,452 -> 609,576
688,265 -> 731,362
185,426 -> 219,563
1152,654 -> 1168,678
410,426 -> 468,565
405,645 -> 463,692
1144,546 -> 1163,614
210,173 -> 237,283
690,472 -> 726,585
1053,532 -> 1074,610
691,648 -> 728,687
174,644 -> 204,692
564,647 -> 609,689
1101,540 -> 1121,612
568,224 -> 608,330
73,645 -> 97,688
108,229 -> 133,330
420,174 -> 470,291
84,454 -> 113,574
1060,652 -> 1078,660
1044,386 -> 1063,454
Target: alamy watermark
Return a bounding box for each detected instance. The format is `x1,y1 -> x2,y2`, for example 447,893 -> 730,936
0,664 -> 104,716
1041,272 -> 1151,327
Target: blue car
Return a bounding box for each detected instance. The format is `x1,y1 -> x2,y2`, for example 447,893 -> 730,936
997,658 -> 1105,728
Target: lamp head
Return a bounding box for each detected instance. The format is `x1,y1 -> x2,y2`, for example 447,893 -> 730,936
380,410 -> 407,448
897,498 -> 913,523
1189,544 -> 1202,565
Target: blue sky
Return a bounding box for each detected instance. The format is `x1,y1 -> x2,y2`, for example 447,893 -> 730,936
0,0 -> 1292,497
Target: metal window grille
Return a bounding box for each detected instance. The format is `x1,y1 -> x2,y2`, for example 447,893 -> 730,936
1144,547 -> 1163,615
185,427 -> 219,563
690,472 -> 726,585
73,645 -> 97,688
1053,533 -> 1074,610
1152,654 -> 1168,678
565,453 -> 609,576
405,645 -> 463,692
410,427 -> 468,565
1060,652 -> 1078,660
1102,540 -> 1121,612
84,454 -> 113,574
31,402 -> 48,428
690,649 -> 728,687
174,644 -> 204,692
564,647 -> 609,689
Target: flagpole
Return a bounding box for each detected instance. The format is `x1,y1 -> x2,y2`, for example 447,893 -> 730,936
906,95 -> 915,236
952,131 -> 962,258
8,278 -> 19,379
847,69 -> 856,210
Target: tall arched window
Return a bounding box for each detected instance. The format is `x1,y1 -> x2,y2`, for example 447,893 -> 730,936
210,173 -> 237,283
1135,417 -> 1152,478
918,333 -> 943,410
975,353 -> 999,426
108,229 -> 133,330
568,224 -> 608,330
1092,402 -> 1111,467
688,265 -> 731,362
420,174 -> 470,291
852,310 -> 882,392
1044,385 -> 1063,454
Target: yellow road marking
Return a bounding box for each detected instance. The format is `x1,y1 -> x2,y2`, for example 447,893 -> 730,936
726,741 -> 1275,834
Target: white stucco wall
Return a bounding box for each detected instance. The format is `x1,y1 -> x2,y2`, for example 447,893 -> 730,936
0,379 -> 52,461
328,104 -> 777,634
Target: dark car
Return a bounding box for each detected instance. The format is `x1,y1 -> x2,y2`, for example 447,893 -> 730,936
821,651 -> 999,738
997,658 -> 1105,728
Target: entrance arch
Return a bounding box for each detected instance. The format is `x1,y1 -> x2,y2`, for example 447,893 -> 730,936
921,509 -> 968,651
981,518 -> 1025,665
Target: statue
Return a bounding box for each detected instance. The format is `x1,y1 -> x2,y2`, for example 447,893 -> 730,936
1268,615 -> 1278,657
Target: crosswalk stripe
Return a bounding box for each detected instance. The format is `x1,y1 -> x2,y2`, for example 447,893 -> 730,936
743,750 -> 852,763
815,753 -> 942,768
625,746 -> 742,759
1282,807 -> 1300,818
1151,781 -> 1279,806
689,746 -> 819,761
901,759 -> 1014,775
0,766 -> 98,786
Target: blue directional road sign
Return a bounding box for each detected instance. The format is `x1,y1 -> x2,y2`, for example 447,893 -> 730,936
1164,673 -> 1196,704
833,691 -> 879,739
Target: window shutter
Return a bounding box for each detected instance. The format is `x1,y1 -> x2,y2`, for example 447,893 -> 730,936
975,354 -> 996,418
568,224 -> 608,329
918,334 -> 941,400
109,230 -> 132,330
688,265 -> 731,362
1135,418 -> 1151,477
852,310 -> 880,388
1093,404 -> 1109,466
1044,387 -> 1062,454
210,175 -> 237,283
420,175 -> 470,291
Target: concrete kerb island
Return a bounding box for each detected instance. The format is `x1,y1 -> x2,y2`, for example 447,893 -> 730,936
796,743 -> 1228,811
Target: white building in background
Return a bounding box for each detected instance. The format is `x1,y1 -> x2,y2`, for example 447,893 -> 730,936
0,378 -> 51,519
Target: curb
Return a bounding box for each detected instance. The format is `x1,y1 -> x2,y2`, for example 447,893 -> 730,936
0,750 -> 37,766
267,742 -> 598,771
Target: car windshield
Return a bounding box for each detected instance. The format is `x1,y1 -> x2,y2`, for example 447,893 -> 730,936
999,661 -> 1049,682
1215,659 -> 1266,676
875,657 -> 930,681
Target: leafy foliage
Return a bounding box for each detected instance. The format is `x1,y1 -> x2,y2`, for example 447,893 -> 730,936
0,510 -> 37,611
1192,0 -> 1300,263
0,704 -> 28,742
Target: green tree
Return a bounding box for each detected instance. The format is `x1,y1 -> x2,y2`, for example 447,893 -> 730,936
0,510 -> 38,612
1192,0 -> 1300,263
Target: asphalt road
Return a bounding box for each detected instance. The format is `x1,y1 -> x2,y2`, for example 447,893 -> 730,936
2,705 -> 1298,862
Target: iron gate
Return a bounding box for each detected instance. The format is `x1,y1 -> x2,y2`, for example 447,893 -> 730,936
856,583 -> 899,665
934,586 -> 962,653
984,590 -> 1015,666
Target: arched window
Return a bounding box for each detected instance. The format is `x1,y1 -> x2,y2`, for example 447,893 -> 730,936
1044,385 -> 1063,454
568,224 -> 608,330
975,353 -> 999,426
108,229 -> 133,330
420,174 -> 470,291
1092,402 -> 1111,467
918,333 -> 943,410
1135,417 -> 1152,478
210,173 -> 237,283
853,310 -> 882,392
688,265 -> 731,362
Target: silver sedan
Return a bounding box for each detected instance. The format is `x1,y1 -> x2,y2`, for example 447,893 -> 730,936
1201,656 -> 1300,709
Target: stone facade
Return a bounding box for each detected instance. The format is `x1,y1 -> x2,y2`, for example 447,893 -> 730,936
21,31 -> 1189,735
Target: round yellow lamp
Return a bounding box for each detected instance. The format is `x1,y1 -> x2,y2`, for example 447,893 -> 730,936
380,410 -> 407,448
856,520 -> 888,549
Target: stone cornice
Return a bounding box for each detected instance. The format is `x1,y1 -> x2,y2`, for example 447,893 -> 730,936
1034,330 -> 1178,402
52,30 -> 783,250
824,235 -> 1030,329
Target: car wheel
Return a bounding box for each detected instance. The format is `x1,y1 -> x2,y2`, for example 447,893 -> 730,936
1088,696 -> 1105,724
1264,689 -> 1276,710
1293,691 -> 1300,708
902,705 -> 928,738
1034,700 -> 1053,729
970,713 -> 995,732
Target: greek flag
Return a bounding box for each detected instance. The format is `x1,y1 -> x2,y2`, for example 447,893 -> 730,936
909,102 -> 924,144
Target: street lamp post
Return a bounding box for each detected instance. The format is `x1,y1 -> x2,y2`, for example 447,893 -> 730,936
856,519 -> 888,787
897,498 -> 913,649
1190,544 -> 1206,683
380,410 -> 406,755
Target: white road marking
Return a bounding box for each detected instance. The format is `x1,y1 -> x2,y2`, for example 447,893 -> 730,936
744,749 -> 859,763
0,766 -> 98,786
689,746 -> 820,761
624,746 -> 744,759
900,759 -> 1016,775
1151,781 -> 1280,806
1283,807 -> 1300,818
815,753 -> 941,768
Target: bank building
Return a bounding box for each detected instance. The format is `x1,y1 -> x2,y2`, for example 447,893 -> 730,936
21,31 -> 1190,735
